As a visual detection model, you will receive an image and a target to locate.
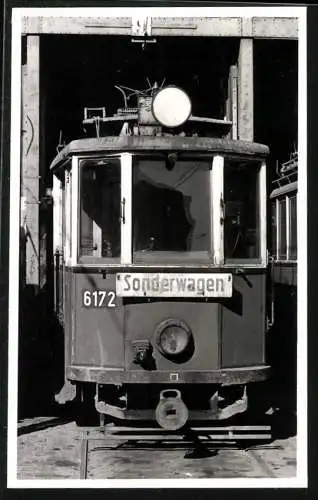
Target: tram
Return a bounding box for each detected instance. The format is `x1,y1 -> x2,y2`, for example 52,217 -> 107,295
269,153 -> 297,412
270,152 -> 297,287
51,84 -> 270,432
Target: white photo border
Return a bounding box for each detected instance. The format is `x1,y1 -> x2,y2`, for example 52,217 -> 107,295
8,5 -> 307,489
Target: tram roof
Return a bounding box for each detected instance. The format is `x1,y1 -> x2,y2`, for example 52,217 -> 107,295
270,181 -> 298,199
50,136 -> 269,173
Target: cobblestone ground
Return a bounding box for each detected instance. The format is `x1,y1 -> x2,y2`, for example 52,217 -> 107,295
17,420 -> 296,480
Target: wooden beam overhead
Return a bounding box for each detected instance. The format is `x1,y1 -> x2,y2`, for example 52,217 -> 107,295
229,65 -> 238,140
252,17 -> 298,39
238,38 -> 253,142
22,16 -> 132,35
22,16 -> 298,39
21,36 -> 40,287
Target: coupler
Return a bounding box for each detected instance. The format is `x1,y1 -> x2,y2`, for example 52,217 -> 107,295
155,389 -> 189,430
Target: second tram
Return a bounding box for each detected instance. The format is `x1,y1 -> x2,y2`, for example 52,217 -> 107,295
269,153 -> 297,413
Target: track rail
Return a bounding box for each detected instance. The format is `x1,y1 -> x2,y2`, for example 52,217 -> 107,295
243,447 -> 277,478
18,416 -> 74,436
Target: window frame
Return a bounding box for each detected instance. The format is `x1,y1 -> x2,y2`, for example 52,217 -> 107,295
222,158 -> 266,267
71,156 -> 78,266
52,174 -> 63,255
65,167 -> 72,266
277,197 -> 287,260
274,192 -> 298,263
131,154 -> 219,265
271,198 -> 277,260
212,155 -> 224,266
288,194 -> 297,261
76,153 -> 127,265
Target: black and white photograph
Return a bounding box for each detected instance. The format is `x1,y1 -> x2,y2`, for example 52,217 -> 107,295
6,5 -> 306,488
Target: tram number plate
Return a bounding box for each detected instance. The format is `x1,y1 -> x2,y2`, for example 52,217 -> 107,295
82,290 -> 116,308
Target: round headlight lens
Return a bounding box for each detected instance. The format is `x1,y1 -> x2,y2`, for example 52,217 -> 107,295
159,326 -> 189,356
155,319 -> 192,358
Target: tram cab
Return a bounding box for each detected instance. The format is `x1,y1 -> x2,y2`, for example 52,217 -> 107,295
51,86 -> 270,429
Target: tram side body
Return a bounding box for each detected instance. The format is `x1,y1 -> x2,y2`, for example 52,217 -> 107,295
51,136 -> 271,429
269,177 -> 297,414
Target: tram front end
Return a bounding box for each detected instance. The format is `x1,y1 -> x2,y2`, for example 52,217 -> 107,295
51,86 -> 270,430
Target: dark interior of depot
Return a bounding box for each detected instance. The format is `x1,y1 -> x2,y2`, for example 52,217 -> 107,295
19,35 -> 298,421
38,36 -> 298,179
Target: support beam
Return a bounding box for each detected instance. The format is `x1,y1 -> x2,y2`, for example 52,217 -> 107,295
21,36 -> 40,287
252,17 -> 298,39
227,65 -> 238,140
237,38 -> 253,142
21,16 -> 298,39
231,66 -> 238,140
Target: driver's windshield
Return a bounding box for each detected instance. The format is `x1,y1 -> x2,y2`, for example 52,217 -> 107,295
133,158 -> 211,259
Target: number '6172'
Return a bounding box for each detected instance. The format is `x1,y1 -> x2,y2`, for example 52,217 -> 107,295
83,290 -> 116,308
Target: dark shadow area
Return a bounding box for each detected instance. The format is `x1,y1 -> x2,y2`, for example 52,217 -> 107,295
270,409 -> 297,441
266,284 -> 297,417
41,35 -> 239,172
220,288 -> 243,316
219,268 -> 297,443
254,39 -> 298,181
18,415 -> 74,436
18,283 -> 68,419
18,193 -> 75,420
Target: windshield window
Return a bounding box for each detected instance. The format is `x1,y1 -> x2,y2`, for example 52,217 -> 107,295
133,158 -> 211,259
79,157 -> 121,259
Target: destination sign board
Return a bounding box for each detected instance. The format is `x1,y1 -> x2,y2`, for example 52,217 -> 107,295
116,273 -> 232,298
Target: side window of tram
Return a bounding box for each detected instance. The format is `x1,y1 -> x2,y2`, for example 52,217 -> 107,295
278,198 -> 287,259
289,195 -> 297,260
271,201 -> 277,259
224,162 -> 260,260
79,158 -> 121,258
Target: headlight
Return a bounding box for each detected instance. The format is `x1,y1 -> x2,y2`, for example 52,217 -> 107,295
152,86 -> 192,128
155,319 -> 192,358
